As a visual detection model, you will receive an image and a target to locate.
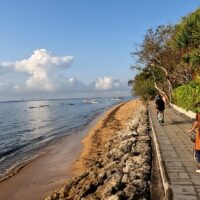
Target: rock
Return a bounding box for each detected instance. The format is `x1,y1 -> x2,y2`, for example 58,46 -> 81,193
58,187 -> 67,198
121,174 -> 129,183
105,141 -> 112,150
106,194 -> 121,200
44,102 -> 151,200
121,153 -> 130,163
123,185 -> 138,199
96,171 -> 107,184
44,196 -> 52,200
120,130 -> 138,140
122,166 -> 129,173
108,148 -> 124,161
137,125 -> 147,134
119,138 -> 136,153
52,192 -> 59,200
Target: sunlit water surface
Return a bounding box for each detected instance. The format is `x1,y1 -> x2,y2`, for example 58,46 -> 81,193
0,97 -> 131,180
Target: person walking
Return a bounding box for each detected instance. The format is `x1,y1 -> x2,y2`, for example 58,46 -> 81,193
162,94 -> 169,107
155,95 -> 165,123
188,103 -> 200,173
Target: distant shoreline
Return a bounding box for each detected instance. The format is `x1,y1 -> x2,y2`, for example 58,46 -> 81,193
0,96 -> 130,104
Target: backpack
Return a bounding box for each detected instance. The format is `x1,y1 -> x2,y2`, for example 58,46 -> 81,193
155,98 -> 165,111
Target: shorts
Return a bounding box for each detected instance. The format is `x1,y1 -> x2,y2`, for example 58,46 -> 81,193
195,150 -> 200,163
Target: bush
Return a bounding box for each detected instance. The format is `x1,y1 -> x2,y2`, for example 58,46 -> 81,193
131,69 -> 157,100
172,81 -> 200,112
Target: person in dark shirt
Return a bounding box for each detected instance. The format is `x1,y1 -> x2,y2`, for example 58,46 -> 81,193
155,95 -> 165,123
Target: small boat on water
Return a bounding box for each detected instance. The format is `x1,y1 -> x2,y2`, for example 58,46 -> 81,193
83,99 -> 90,103
29,106 -> 37,109
90,99 -> 99,104
39,105 -> 50,107
83,99 -> 99,104
111,98 -> 121,101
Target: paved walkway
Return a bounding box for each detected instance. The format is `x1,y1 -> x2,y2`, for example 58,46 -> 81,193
149,102 -> 200,200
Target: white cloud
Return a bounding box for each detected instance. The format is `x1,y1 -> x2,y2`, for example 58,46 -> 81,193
14,85 -> 20,90
95,76 -> 122,91
0,49 -> 130,100
68,77 -> 75,83
95,76 -> 113,90
0,49 -> 74,91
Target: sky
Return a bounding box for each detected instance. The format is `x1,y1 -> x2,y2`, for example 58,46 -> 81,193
0,0 -> 200,101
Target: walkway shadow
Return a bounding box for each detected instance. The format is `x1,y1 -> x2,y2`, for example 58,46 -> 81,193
170,120 -> 193,125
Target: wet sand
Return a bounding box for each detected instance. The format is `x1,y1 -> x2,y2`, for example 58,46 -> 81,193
0,121 -> 98,200
0,134 -> 82,200
0,99 -> 139,200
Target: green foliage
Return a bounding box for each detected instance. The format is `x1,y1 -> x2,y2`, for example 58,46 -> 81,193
173,8 -> 200,68
130,8 -> 200,105
132,70 -> 156,100
130,25 -> 177,99
172,81 -> 200,112
153,67 -> 166,82
174,9 -> 200,48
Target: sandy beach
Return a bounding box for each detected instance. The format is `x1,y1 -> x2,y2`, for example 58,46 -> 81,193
0,131 -> 86,200
46,98 -> 151,200
0,99 -> 140,200
73,99 -> 141,176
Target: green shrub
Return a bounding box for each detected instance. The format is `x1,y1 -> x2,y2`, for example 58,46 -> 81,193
131,69 -> 158,100
172,81 -> 200,112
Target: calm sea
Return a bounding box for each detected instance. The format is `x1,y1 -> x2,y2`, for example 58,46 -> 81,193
0,97 -> 130,181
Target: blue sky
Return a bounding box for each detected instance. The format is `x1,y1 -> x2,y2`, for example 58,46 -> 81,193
0,0 -> 199,100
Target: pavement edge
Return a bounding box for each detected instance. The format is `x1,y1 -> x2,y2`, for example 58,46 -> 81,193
148,108 -> 173,200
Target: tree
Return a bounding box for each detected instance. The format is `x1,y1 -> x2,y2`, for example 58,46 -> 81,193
130,69 -> 156,100
172,8 -> 200,77
131,25 -> 177,102
129,8 -> 200,104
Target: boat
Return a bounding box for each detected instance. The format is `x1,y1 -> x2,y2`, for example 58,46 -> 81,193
29,106 -> 37,109
83,99 -> 99,104
111,98 -> 121,101
39,105 -> 50,107
90,100 -> 99,104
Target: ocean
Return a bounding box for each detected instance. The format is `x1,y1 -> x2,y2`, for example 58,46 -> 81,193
0,97 -> 130,181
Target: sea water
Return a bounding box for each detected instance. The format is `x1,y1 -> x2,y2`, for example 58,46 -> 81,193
0,97 -> 130,181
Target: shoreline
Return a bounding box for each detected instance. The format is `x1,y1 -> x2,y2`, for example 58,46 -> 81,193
46,99 -> 152,199
72,102 -> 126,176
0,99 -> 142,200
73,99 -> 142,176
0,106 -> 108,200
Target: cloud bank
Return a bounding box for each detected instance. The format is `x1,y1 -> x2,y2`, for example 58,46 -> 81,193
1,49 -> 74,91
0,49 -> 130,100
95,76 -> 120,90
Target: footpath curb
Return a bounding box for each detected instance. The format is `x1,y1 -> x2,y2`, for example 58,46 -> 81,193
148,108 -> 172,200
170,103 -> 196,119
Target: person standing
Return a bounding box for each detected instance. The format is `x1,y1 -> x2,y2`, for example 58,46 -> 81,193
188,104 -> 200,173
162,94 -> 169,107
155,95 -> 165,123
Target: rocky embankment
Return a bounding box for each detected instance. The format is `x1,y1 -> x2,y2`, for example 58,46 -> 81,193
45,103 -> 151,200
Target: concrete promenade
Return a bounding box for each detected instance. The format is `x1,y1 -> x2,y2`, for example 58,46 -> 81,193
149,102 -> 200,200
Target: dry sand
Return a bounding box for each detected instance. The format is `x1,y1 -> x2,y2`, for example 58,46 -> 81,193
0,99 -> 140,200
73,99 -> 141,176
